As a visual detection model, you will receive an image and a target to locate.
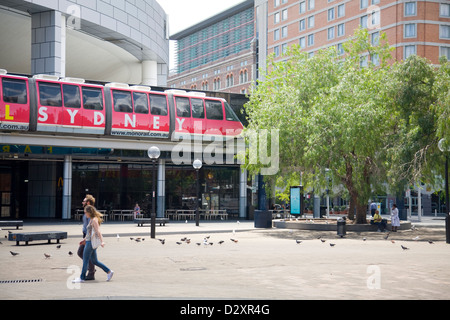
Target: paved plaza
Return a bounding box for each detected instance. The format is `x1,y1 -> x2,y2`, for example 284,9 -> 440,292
0,217 -> 449,300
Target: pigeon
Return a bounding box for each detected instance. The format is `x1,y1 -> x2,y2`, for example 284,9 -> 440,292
391,240 -> 396,244
329,243 -> 336,247
56,245 -> 61,249
412,236 -> 420,241
428,240 -> 434,244
218,240 -> 224,245
186,239 -> 191,244
320,239 -> 326,243
135,239 -> 141,243
68,251 -> 73,256
0,241 -> 2,245
181,237 -> 187,242
158,239 -> 165,245
117,234 -> 120,241
384,233 -> 390,240
44,253 -> 51,259
295,240 -> 302,244
401,245 -> 409,250
10,251 -> 19,256
362,237 -> 367,241
209,242 -> 214,246
230,239 -> 238,243
196,242 -> 201,246
130,237 -> 134,241
176,242 -> 182,245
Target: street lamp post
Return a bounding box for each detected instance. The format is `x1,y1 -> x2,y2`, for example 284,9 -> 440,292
148,146 -> 161,239
438,139 -> 450,244
193,159 -> 202,227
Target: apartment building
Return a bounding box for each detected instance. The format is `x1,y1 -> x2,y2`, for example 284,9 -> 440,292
264,0 -> 450,65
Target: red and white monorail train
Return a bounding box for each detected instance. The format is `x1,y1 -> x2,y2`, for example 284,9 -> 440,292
0,69 -> 243,141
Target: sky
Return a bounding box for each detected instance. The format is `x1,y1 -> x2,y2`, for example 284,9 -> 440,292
157,0 -> 247,69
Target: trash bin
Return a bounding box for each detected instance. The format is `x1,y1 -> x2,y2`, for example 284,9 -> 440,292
254,210 -> 272,228
337,217 -> 346,237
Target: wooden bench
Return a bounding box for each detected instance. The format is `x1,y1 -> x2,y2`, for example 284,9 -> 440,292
8,231 -> 67,246
134,218 -> 169,227
0,220 -> 23,229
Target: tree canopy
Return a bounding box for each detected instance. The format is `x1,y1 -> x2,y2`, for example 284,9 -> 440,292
242,28 -> 450,224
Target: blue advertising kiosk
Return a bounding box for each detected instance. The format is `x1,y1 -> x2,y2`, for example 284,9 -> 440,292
290,186 -> 303,216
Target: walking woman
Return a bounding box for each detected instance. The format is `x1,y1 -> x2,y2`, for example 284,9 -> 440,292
73,205 -> 114,283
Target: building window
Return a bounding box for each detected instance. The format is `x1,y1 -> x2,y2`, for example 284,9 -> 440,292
328,8 -> 335,21
328,27 -> 335,40
337,23 -> 345,37
371,31 -> 380,45
299,37 -> 306,49
308,34 -> 314,47
282,26 -> 288,38
274,0 -> 280,7
360,0 -> 369,9
440,3 -> 450,18
240,69 -> 248,84
282,9 -> 288,21
404,45 -> 416,58
308,15 -> 315,28
337,43 -> 344,55
226,74 -> 234,88
360,55 -> 368,67
282,43 -> 288,54
274,46 -> 280,57
440,47 -> 450,60
299,19 -> 305,32
300,1 -> 306,14
404,2 -> 417,16
274,12 -> 280,24
337,4 -> 345,18
404,23 -> 416,38
308,0 -> 315,10
274,29 -> 280,41
360,15 -> 368,29
440,25 -> 450,39
372,0 -> 380,4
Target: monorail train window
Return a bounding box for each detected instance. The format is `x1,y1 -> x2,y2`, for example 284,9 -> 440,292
205,100 -> 223,120
149,94 -> 168,116
39,82 -> 62,107
175,96 -> 190,117
191,98 -> 205,119
113,90 -> 132,113
82,87 -> 103,110
63,84 -> 81,109
2,78 -> 27,104
224,101 -> 240,121
133,92 -> 148,114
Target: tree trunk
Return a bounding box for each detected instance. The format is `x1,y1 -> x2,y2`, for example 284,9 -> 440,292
343,157 -> 367,224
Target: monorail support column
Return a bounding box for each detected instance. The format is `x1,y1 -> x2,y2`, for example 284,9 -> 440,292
62,155 -> 72,220
31,10 -> 65,77
239,167 -> 248,220
157,159 -> 166,218
141,60 -> 158,86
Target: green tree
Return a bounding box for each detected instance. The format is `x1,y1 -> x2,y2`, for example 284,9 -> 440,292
243,28 -> 394,224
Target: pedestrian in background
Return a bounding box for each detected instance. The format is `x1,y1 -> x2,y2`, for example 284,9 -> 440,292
77,195 -> 97,280
391,203 -> 400,232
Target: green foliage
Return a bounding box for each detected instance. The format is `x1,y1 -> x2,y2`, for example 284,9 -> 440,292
243,28 -> 448,224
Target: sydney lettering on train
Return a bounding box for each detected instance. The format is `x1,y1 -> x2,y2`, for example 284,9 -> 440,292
37,107 -> 105,125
